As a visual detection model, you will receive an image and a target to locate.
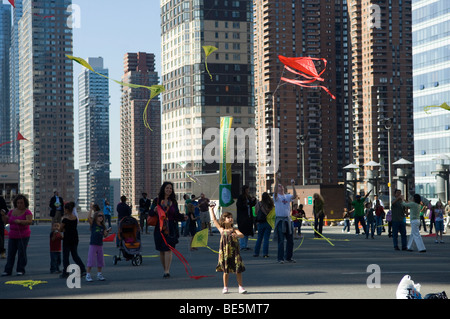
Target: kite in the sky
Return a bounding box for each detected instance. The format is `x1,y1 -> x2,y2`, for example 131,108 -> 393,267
278,55 -> 336,99
191,228 -> 219,253
66,55 -> 165,132
0,132 -> 28,148
202,45 -> 218,81
424,102 -> 450,114
8,0 -> 14,8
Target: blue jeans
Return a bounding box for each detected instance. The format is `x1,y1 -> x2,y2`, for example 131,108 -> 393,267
239,236 -> 249,249
4,237 -> 30,274
343,219 -> 350,232
392,221 -> 407,249
254,222 -> 271,256
50,251 -> 61,273
366,220 -> 375,238
276,221 -> 293,261
375,216 -> 383,235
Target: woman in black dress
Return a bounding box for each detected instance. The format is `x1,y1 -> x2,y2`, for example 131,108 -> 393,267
149,182 -> 186,278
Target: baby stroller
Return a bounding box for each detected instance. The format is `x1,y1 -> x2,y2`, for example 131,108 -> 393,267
113,216 -> 143,266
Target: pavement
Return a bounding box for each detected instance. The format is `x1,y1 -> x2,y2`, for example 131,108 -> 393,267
1,221 -> 449,301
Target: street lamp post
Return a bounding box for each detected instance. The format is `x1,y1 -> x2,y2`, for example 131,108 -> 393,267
299,135 -> 306,185
381,118 -> 392,208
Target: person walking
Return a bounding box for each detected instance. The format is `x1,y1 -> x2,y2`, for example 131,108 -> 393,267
148,182 -> 187,278
274,174 -> 297,264
313,193 -> 325,238
434,200 -> 445,243
198,193 -> 212,235
403,194 -> 426,252
342,208 -> 351,233
86,204 -> 110,282
103,198 -> 112,229
419,201 -> 427,232
365,202 -> 375,239
1,195 -> 33,276
49,191 -> 64,223
253,192 -> 273,258
236,185 -> 256,250
116,195 -> 132,247
391,189 -> 407,251
59,202 -> 86,278
0,195 -> 8,259
374,197 -> 384,235
139,193 -> 151,234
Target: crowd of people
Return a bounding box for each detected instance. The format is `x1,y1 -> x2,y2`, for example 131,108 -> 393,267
0,180 -> 449,293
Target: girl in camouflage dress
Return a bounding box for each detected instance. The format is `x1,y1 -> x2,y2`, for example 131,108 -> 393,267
210,204 -> 247,294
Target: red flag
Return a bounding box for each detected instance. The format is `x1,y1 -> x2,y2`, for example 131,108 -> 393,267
8,0 -> 15,8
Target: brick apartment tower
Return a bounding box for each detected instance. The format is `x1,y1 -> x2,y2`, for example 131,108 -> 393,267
349,0 -> 414,198
120,52 -> 161,211
254,0 -> 352,196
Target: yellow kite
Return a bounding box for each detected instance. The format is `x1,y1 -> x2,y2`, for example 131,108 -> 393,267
5,280 -> 47,290
202,45 -> 218,81
66,55 -> 165,132
191,228 -> 219,253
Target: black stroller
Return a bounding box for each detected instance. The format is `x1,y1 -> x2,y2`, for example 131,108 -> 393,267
113,216 -> 143,266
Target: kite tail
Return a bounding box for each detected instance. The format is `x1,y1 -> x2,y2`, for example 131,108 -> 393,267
160,229 -> 211,280
205,62 -> 213,81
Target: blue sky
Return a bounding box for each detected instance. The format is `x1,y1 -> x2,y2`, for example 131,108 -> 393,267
71,0 -> 161,178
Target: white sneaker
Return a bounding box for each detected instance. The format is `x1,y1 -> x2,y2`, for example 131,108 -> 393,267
222,287 -> 229,294
85,273 -> 93,282
239,286 -> 247,294
97,273 -> 106,281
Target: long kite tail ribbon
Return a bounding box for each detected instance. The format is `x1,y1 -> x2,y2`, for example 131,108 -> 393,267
424,102 -> 450,114
281,77 -> 336,100
156,205 -> 211,279
294,217 -> 335,246
66,55 -> 164,131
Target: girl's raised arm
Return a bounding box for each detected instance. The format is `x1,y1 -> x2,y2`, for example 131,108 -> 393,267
209,203 -> 221,231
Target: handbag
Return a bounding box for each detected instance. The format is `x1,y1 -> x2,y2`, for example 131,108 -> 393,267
147,214 -> 158,226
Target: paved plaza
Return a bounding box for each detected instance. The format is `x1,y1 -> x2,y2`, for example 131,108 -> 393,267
1,221 -> 449,300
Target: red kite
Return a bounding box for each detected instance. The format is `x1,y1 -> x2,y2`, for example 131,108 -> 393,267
278,55 -> 336,99
8,0 -> 15,8
0,132 -> 27,148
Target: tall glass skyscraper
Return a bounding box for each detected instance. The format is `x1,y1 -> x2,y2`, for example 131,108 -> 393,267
0,4 -> 11,163
78,57 -> 110,213
412,0 -> 450,201
18,0 -> 74,218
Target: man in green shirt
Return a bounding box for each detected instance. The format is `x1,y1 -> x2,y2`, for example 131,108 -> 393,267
351,190 -> 371,235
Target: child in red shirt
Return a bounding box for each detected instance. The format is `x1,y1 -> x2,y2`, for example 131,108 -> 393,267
50,222 -> 62,274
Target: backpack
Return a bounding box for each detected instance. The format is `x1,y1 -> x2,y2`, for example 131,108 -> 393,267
386,210 -> 392,222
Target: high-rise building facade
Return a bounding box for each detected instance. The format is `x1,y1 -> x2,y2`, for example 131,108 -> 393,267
120,52 -> 161,210
9,0 -> 22,164
18,0 -> 75,218
78,57 -> 110,213
349,0 -> 414,198
160,0 -> 254,200
412,0 -> 450,201
0,4 -> 11,163
254,0 -> 352,195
